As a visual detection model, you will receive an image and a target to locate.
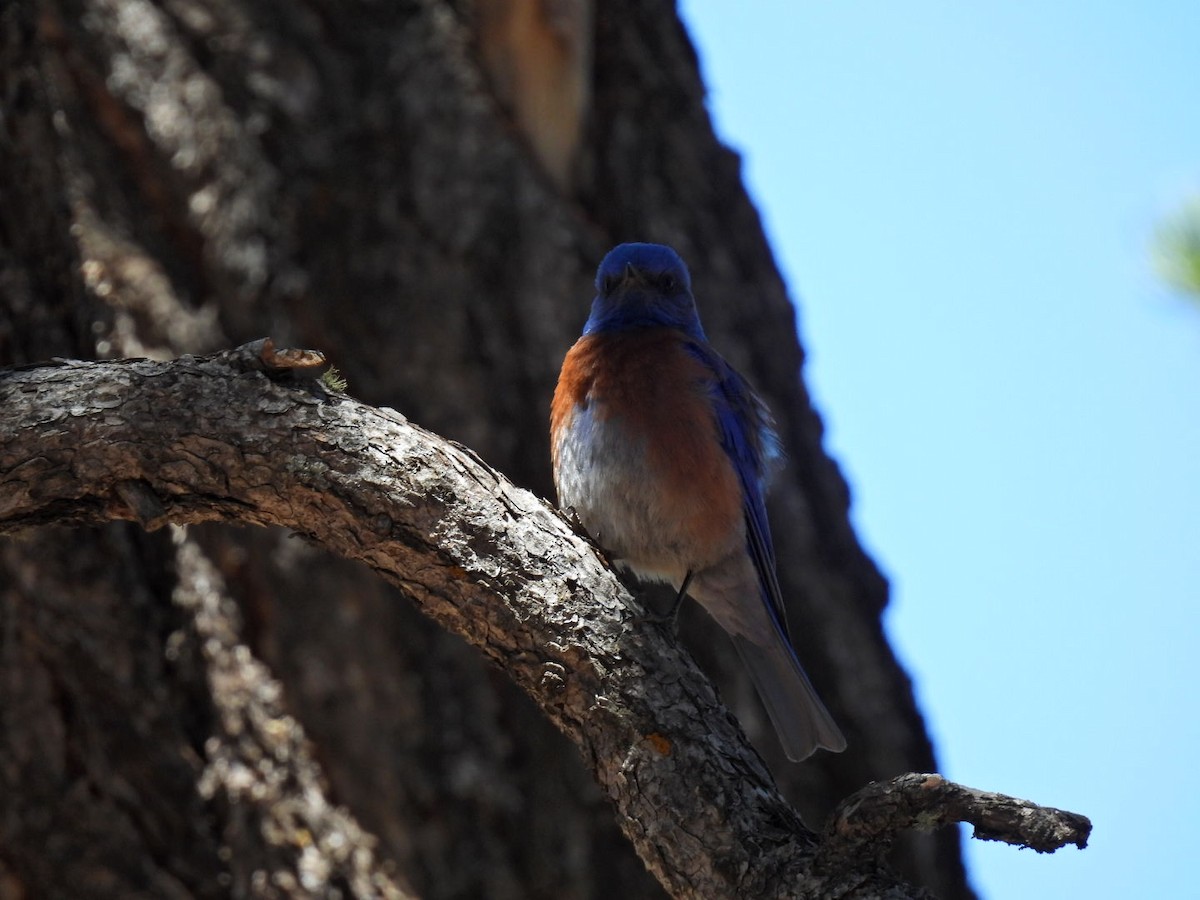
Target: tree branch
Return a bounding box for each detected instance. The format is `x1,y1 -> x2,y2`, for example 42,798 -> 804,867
0,343 -> 1090,899
818,773 -> 1091,871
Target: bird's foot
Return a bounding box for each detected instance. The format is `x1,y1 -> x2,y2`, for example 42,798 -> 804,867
630,571 -> 693,631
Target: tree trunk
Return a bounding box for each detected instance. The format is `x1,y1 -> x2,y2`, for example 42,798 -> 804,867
0,1 -> 973,896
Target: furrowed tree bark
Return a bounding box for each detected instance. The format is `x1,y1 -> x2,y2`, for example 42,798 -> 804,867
0,349 -> 1092,899
2,0 -> 986,896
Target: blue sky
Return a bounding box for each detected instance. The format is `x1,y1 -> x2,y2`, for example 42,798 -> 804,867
678,3 -> 1200,898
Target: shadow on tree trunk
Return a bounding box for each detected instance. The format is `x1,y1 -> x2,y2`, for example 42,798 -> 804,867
0,1 -> 1067,896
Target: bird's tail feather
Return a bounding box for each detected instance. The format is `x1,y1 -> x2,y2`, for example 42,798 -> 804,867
732,634 -> 846,762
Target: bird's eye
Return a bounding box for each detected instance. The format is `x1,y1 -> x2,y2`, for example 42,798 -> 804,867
658,274 -> 678,292
601,274 -> 621,295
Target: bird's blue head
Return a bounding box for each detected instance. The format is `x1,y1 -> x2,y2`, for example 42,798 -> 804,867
582,243 -> 706,338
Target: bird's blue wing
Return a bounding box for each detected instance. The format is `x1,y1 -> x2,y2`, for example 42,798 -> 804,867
684,338 -> 847,759
686,341 -> 790,638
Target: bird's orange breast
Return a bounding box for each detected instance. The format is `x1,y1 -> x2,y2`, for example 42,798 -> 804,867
551,330 -> 743,571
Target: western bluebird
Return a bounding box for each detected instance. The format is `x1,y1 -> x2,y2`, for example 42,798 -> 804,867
550,242 -> 846,761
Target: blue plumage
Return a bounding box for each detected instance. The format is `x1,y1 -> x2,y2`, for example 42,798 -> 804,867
551,242 -> 845,761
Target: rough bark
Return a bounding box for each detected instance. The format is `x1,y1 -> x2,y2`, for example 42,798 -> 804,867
0,349 -> 1092,899
2,0 -> 978,896
818,774 -> 1090,871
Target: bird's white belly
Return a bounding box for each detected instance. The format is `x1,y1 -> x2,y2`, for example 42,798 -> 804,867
554,406 -> 692,584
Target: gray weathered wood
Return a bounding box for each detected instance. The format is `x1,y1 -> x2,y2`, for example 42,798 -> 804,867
0,348 -> 1091,899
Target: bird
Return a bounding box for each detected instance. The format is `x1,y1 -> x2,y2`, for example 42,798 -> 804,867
550,242 -> 846,762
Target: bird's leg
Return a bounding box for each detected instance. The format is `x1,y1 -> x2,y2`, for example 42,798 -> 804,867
562,505 -> 588,536
561,507 -> 617,567
635,570 -> 694,628
666,569 -> 694,621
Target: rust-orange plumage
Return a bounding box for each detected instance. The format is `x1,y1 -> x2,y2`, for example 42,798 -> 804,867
550,242 -> 845,761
